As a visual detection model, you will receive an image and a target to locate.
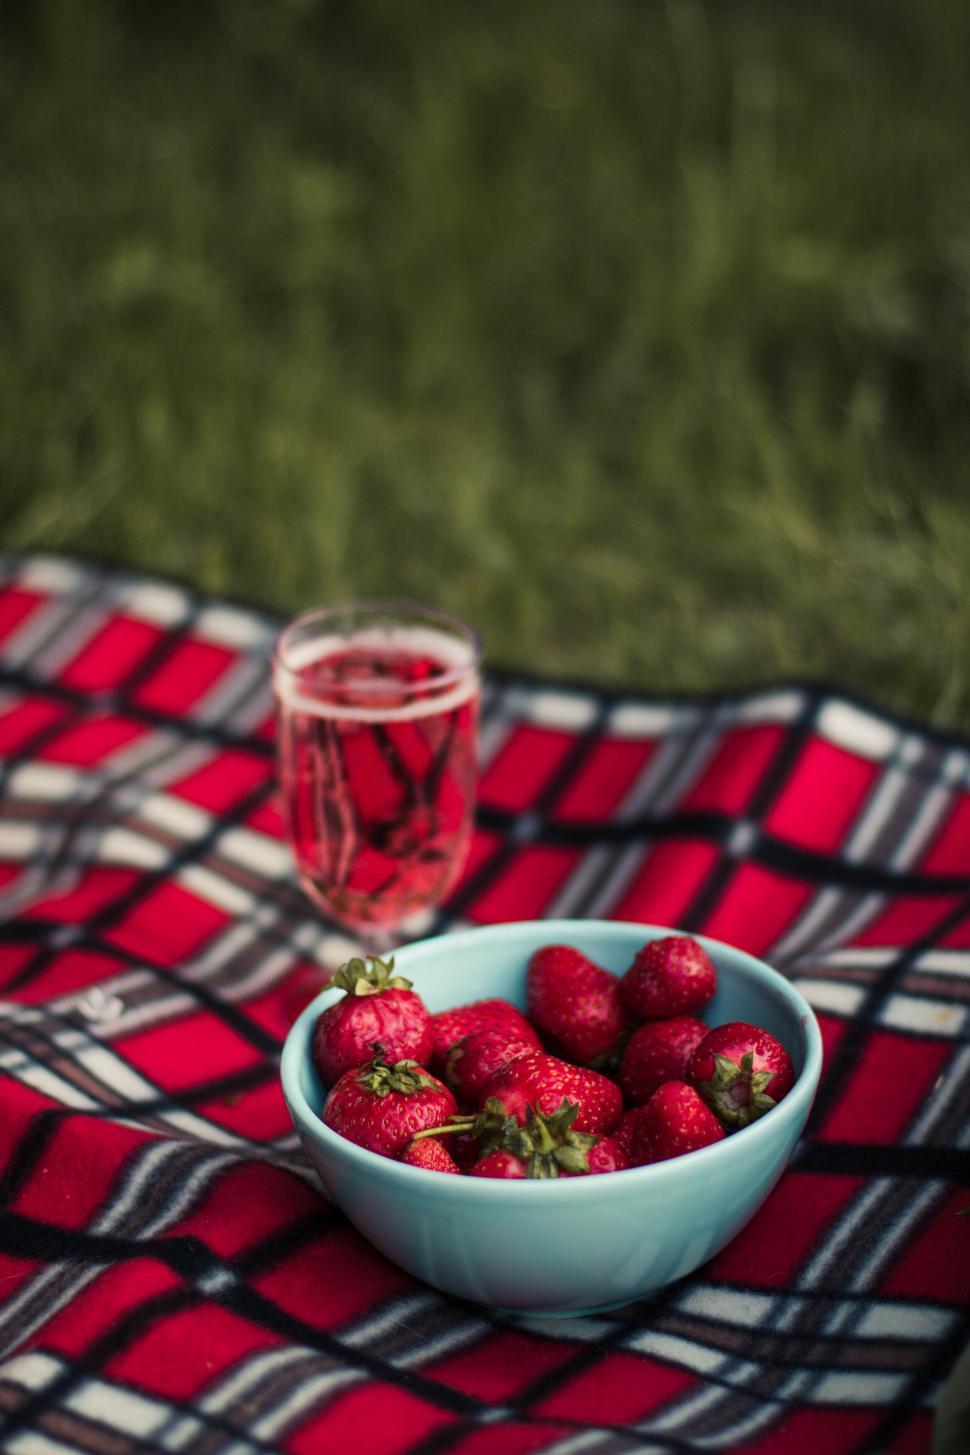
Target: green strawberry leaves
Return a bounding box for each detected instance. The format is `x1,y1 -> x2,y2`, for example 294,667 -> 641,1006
330,955 -> 413,997
516,1099 -> 597,1178
355,1057 -> 433,1098
409,1095 -> 598,1177
697,1051 -> 777,1129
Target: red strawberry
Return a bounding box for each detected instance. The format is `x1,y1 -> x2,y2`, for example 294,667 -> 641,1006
429,998 -> 536,1075
687,1021 -> 795,1129
526,944 -> 630,1066
445,1026 -> 541,1108
322,1056 -> 457,1158
478,1051 -> 623,1135
618,1015 -> 709,1106
568,1135 -> 631,1176
620,936 -> 717,1020
312,956 -> 433,1086
632,1081 -> 726,1164
401,1136 -> 461,1174
470,1148 -> 527,1179
612,1106 -> 651,1165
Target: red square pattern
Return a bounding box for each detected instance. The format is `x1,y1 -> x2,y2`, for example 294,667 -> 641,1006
918,790 -> 970,875
116,1013 -> 261,1094
0,944 -> 34,992
429,1331 -> 576,1404
108,1303 -> 281,1402
467,845 -> 582,923
678,725 -> 785,816
173,1161 -> 323,1262
245,970 -> 327,1040
447,1427 -> 570,1455
812,1011 -> 851,1072
764,739 -> 880,854
197,1079 -> 292,1140
108,882 -> 231,963
881,1188 -> 970,1304
0,697 -> 70,754
0,1252 -> 40,1306
551,737 -> 656,821
0,586 -> 45,644
939,910 -> 970,948
533,1349 -> 695,1425
706,1171 -> 865,1286
886,1413 -> 935,1455
131,638 -> 235,714
746,1408 -> 882,1455
253,1223 -> 415,1331
850,895 -> 964,949
59,616 -> 164,693
22,868 -> 141,924
41,1259 -> 181,1359
40,714 -> 147,766
0,1078 -> 63,1163
448,829 -> 503,899
6,948 -> 128,1006
611,840 -> 720,926
819,1030 -> 952,1146
289,1382 -> 454,1455
478,725 -> 578,813
11,1113 -> 150,1231
700,863 -> 813,957
245,797 -> 285,838
170,750 -> 273,813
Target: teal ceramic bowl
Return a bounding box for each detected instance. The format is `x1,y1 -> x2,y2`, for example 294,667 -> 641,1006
281,920 -> 822,1316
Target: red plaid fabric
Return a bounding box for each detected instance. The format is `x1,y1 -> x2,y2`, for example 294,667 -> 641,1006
0,553 -> 967,1455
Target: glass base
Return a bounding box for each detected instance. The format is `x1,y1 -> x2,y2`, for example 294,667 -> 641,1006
353,907 -> 437,957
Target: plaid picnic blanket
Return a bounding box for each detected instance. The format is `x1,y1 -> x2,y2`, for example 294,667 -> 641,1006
0,553 -> 967,1455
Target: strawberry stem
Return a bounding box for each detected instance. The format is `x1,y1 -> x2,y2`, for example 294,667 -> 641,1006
409,1096 -> 515,1155
410,1118 -> 476,1141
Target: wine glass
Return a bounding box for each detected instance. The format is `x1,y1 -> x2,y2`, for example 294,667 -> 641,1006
272,601 -> 481,984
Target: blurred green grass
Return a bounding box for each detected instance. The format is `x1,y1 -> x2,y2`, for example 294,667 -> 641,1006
1,0 -> 969,727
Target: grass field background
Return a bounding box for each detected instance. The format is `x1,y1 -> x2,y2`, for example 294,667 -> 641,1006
2,0 -> 968,728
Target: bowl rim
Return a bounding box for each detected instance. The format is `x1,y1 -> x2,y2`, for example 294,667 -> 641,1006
280,919 -> 824,1203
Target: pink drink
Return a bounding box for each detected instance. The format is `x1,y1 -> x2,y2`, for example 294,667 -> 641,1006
274,613 -> 480,930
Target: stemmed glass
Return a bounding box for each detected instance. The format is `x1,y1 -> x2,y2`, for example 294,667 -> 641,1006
272,602 -> 481,974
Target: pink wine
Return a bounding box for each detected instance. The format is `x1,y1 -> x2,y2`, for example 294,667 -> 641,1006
275,627 -> 479,928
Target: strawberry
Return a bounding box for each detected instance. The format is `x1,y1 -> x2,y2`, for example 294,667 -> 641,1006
322,1056 -> 457,1158
478,1051 -> 623,1134
470,1148 -> 527,1179
619,936 -> 717,1020
570,1135 -> 631,1176
632,1081 -> 726,1164
401,1136 -> 461,1174
312,956 -> 433,1086
526,944 -> 630,1067
445,1026 -> 541,1108
618,1014 -> 709,1106
429,998 -> 537,1076
469,1100 -> 621,1179
612,1106 -> 651,1165
687,1021 -> 795,1129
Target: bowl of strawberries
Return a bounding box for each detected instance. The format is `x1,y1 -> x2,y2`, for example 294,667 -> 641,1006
280,919 -> 823,1315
